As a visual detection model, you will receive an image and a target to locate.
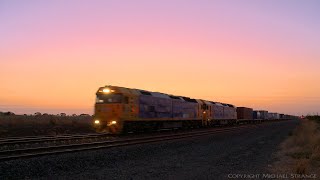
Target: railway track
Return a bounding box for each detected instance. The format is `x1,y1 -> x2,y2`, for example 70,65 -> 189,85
0,133 -> 111,146
0,123 -> 270,162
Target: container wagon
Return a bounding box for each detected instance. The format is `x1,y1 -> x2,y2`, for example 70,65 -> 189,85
253,110 -> 268,120
236,107 -> 253,124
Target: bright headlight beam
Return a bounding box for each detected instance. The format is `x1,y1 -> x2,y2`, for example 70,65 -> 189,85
94,120 -> 100,124
111,120 -> 117,125
103,88 -> 111,93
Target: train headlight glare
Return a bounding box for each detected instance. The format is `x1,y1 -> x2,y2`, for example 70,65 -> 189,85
103,88 -> 111,93
111,120 -> 117,125
94,120 -> 100,124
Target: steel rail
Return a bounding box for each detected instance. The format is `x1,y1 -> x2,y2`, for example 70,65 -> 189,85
0,133 -> 109,141
0,124 -> 260,161
0,133 -> 111,146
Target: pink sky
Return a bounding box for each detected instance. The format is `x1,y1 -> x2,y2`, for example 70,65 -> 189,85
1,0 -> 319,115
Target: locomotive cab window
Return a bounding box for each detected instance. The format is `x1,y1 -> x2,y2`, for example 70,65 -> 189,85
96,94 -> 124,103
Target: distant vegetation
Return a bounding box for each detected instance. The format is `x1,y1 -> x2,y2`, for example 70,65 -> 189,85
0,111 -> 15,116
0,111 -> 92,117
306,115 -> 320,124
0,112 -> 94,138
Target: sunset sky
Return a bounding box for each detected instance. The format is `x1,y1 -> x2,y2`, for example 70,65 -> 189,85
1,0 -> 319,115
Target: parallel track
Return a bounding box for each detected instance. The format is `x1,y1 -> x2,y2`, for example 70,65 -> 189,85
0,123 -> 271,161
0,133 -> 111,146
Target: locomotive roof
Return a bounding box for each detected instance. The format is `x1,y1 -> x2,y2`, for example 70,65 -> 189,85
150,92 -> 171,99
100,85 -> 235,106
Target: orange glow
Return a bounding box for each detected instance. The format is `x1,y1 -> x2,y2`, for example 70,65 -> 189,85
1,1 -> 319,115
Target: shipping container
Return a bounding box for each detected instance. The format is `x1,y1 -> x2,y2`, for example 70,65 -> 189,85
237,107 -> 253,119
267,112 -> 280,120
253,110 -> 268,119
279,114 -> 284,119
253,111 -> 260,119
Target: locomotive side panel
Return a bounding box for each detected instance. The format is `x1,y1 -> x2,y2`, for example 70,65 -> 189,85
139,95 -> 156,118
223,105 -> 237,120
212,103 -> 224,119
138,95 -> 174,119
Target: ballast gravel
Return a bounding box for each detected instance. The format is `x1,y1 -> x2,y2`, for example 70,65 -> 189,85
0,120 -> 299,180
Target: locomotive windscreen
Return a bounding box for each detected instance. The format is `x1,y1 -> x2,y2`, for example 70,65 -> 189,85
96,94 -> 124,103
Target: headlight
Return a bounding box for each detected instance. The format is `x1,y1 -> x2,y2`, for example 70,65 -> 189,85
94,120 -> 100,124
108,120 -> 117,126
102,88 -> 111,93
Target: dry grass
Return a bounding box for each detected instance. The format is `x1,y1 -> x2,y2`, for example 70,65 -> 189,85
271,119 -> 320,175
0,115 -> 95,138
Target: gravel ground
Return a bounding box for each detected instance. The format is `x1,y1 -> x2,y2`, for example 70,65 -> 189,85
0,120 -> 299,180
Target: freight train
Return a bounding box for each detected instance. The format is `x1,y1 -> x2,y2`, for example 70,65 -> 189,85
93,85 -> 295,134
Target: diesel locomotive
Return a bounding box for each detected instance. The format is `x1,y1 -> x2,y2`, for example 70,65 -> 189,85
93,85 -> 292,134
